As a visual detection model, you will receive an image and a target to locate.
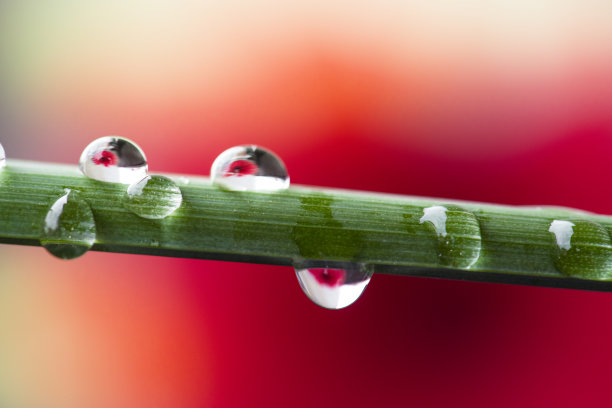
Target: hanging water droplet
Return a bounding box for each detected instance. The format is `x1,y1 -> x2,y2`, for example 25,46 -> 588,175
40,189 -> 96,260
211,145 -> 289,192
549,219 -> 612,280
295,262 -> 373,309
419,204 -> 482,268
0,142 -> 6,168
124,175 -> 182,219
79,136 -> 148,184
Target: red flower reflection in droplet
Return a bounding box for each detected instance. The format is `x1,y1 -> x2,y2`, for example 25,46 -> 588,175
224,159 -> 258,177
92,150 -> 117,167
309,268 -> 347,287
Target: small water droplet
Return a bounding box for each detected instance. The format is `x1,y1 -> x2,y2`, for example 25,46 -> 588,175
124,175 -> 182,219
419,205 -> 482,268
0,142 -> 6,169
549,219 -> 612,280
295,262 -> 373,309
211,145 -> 289,192
41,189 -> 96,259
79,136 -> 148,184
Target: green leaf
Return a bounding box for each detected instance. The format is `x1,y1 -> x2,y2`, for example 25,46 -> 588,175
2,159 -> 612,292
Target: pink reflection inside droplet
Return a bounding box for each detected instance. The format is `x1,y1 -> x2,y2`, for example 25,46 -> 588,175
223,159 -> 258,177
92,150 -> 117,167
309,268 -> 346,287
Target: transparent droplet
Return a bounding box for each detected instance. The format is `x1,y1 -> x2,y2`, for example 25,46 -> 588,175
419,204 -> 482,268
549,219 -> 612,280
124,175 -> 182,219
295,263 -> 373,309
41,189 -> 96,259
211,145 -> 289,192
0,142 -> 5,168
79,136 -> 148,184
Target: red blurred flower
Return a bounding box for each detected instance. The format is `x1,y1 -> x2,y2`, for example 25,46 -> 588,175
92,150 -> 117,167
224,159 -> 258,177
309,268 -> 346,287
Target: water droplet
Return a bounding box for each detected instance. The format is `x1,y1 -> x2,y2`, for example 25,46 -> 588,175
124,175 -> 182,219
41,189 -> 96,259
549,219 -> 612,280
295,262 -> 373,309
419,205 -> 482,268
0,142 -> 5,169
79,136 -> 148,184
211,145 -> 289,192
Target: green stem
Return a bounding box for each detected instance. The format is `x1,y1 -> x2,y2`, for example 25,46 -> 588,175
2,159 -> 612,292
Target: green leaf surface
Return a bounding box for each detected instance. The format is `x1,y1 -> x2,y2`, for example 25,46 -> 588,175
2,159 -> 612,292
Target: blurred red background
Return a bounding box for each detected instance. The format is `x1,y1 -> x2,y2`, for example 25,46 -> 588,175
1,1 -> 612,407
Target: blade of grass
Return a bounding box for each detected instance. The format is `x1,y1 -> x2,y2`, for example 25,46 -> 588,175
2,159 -> 612,292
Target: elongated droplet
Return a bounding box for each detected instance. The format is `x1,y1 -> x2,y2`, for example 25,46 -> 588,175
419,204 -> 482,268
211,145 -> 289,192
0,142 -> 5,169
41,189 -> 96,259
295,263 -> 373,309
79,136 -> 148,184
124,175 -> 182,219
549,219 -> 612,280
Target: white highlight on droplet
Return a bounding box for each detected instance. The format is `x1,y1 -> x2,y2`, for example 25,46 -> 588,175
0,142 -> 6,168
549,220 -> 575,251
44,190 -> 70,233
420,205 -> 448,237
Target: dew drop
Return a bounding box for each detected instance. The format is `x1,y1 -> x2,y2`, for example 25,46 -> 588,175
419,204 -> 482,268
211,145 -> 289,192
0,142 -> 5,169
124,175 -> 182,219
295,262 -> 373,309
79,136 -> 148,184
549,219 -> 612,280
40,189 -> 96,259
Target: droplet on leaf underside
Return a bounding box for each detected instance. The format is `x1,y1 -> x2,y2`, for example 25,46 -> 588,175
294,262 -> 373,309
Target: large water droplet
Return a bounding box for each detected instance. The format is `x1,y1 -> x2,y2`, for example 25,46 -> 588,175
419,204 -> 482,268
124,175 -> 182,219
549,219 -> 612,280
295,263 -> 373,309
211,145 -> 289,192
79,136 -> 148,184
41,189 -> 96,259
0,142 -> 5,169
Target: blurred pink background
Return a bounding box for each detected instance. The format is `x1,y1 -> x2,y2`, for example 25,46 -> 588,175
1,1 -> 612,407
